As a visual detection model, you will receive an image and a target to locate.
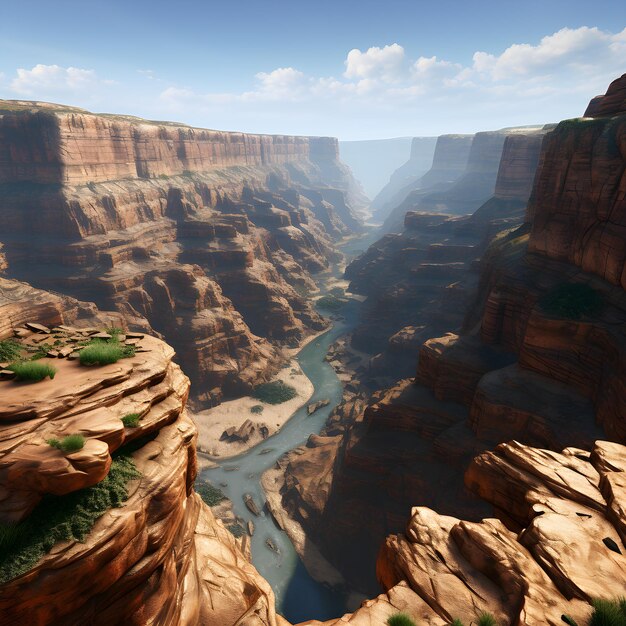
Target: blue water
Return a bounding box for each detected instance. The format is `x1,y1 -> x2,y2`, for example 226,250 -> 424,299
200,233 -> 378,622
201,301 -> 363,622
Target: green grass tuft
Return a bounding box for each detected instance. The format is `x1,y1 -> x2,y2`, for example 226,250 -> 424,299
0,339 -> 21,362
387,613 -> 417,626
0,453 -> 140,584
252,381 -> 297,405
317,294 -> 345,312
195,480 -> 227,506
121,413 -> 141,428
540,283 -> 603,320
47,434 -> 85,453
450,620 -> 466,626
79,338 -> 135,365
250,404 -> 264,414
9,361 -> 56,382
476,612 -> 497,626
227,523 -> 245,538
589,598 -> 626,626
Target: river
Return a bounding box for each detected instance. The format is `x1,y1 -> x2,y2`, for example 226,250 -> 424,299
201,233 -> 377,623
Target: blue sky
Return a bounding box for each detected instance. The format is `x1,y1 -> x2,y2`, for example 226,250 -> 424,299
1,0 -> 625,139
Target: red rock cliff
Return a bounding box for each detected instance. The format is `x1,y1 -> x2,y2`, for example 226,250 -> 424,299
0,100 -> 363,407
0,289 -> 289,626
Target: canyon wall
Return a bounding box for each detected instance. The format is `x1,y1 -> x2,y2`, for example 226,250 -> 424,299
345,126 -> 547,381
270,77 -> 626,606
368,137 -> 438,216
376,134 -> 473,227
0,100 -> 364,407
0,290 -> 289,625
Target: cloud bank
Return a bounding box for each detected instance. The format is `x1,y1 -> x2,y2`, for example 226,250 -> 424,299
2,26 -> 624,137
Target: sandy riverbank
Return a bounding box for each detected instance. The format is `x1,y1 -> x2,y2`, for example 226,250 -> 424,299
193,357 -> 315,461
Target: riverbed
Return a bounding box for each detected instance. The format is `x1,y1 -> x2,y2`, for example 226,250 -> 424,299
200,232 -> 379,623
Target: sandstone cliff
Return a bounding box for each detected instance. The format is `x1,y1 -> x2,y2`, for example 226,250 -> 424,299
296,439 -> 626,626
270,78 -> 626,605
345,127 -> 547,382
377,134 -> 474,228
0,100 -> 363,407
368,137 -> 438,218
0,291 -> 288,625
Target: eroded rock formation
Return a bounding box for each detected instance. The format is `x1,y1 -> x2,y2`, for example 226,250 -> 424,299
0,100 -> 363,407
269,79 -> 626,606
0,301 -> 287,625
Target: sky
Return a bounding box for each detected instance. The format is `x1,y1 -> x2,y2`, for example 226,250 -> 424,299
0,0 -> 625,139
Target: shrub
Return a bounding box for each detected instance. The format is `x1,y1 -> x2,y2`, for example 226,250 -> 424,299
317,295 -> 344,312
387,614 -> 417,626
539,283 -> 603,320
329,287 -> 345,297
252,381 -> 297,405
29,343 -> 53,360
9,361 -> 56,382
589,598 -> 626,626
195,480 -> 227,506
121,413 -> 141,428
227,523 -> 245,537
450,620 -> 465,626
79,339 -> 135,365
47,434 -> 85,453
0,339 -> 21,362
250,405 -> 264,414
476,613 -> 497,626
0,453 -> 140,583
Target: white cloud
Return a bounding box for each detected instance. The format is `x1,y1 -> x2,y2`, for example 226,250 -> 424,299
10,64 -> 103,96
469,26 -> 626,80
344,43 -> 405,82
10,26 -> 622,138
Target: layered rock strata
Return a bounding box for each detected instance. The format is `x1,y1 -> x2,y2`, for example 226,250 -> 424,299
0,100 -> 363,406
271,81 -> 625,599
0,312 -> 286,625
377,134 -> 474,227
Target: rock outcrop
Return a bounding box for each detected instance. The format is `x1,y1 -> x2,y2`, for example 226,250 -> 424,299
368,137 -> 438,218
344,128 -> 547,382
270,79 -> 626,603
378,134 -> 474,228
0,301 -> 286,625
0,100 -> 363,407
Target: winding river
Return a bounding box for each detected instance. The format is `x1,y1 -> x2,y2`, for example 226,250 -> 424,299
201,234 -> 375,623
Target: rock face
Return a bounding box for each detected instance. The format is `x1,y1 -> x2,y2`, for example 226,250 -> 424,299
369,137 -> 438,218
584,72 -> 626,117
271,79 -> 626,603
381,128 -> 545,233
0,100 -> 363,407
378,134 -> 474,228
0,304 -> 286,625
344,128 -> 546,383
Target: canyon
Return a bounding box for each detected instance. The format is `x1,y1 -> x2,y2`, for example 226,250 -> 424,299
0,100 -> 366,408
0,72 -> 625,626
265,72 -> 626,618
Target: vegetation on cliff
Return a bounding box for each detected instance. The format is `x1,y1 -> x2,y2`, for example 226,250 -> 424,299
8,361 -> 56,381
0,453 -> 140,584
46,434 -> 86,453
121,413 -> 141,428
0,339 -> 21,362
195,480 -> 227,506
540,282 -> 603,320
79,338 -> 135,365
387,614 -> 417,626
